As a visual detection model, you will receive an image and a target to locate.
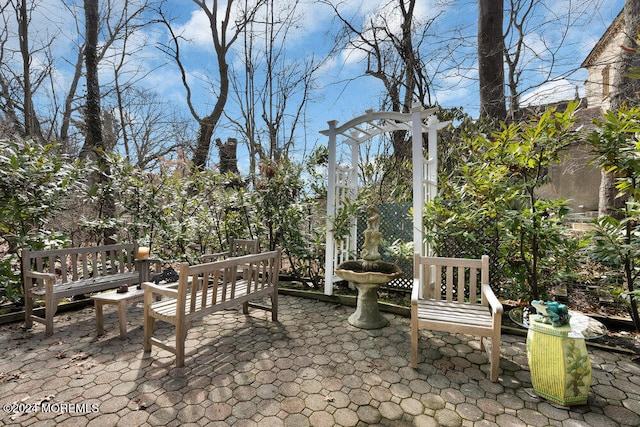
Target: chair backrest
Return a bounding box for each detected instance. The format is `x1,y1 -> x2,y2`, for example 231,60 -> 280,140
414,254 -> 489,305
230,239 -> 260,256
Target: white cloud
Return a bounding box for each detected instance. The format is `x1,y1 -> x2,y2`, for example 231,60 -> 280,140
520,79 -> 582,107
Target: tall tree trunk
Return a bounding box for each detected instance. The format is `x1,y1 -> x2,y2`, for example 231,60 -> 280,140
191,41 -> 230,170
599,0 -> 640,217
80,0 -> 116,244
80,0 -> 103,161
17,1 -> 42,141
478,0 -> 506,120
216,137 -> 240,175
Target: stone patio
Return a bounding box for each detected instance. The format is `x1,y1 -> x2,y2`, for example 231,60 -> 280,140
1,294 -> 639,426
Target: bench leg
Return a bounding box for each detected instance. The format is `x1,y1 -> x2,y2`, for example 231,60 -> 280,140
44,295 -> 58,337
94,300 -> 104,336
489,334 -> 501,382
143,314 -> 155,352
24,291 -> 34,329
175,321 -> 186,368
242,301 -> 249,314
271,289 -> 278,321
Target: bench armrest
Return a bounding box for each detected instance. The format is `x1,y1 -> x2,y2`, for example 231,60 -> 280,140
481,283 -> 503,315
24,271 -> 56,293
24,270 -> 56,281
142,281 -> 178,299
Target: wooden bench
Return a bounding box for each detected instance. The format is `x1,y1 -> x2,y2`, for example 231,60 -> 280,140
23,243 -> 152,337
142,249 -> 281,367
411,255 -> 503,381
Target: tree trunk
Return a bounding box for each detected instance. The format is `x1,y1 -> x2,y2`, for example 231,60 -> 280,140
191,66 -> 229,170
216,137 -> 240,175
79,0 -> 103,161
80,0 -> 116,244
599,0 -> 640,217
478,0 -> 506,119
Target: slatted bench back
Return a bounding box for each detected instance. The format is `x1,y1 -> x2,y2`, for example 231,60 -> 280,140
177,250 -> 280,316
23,243 -> 138,287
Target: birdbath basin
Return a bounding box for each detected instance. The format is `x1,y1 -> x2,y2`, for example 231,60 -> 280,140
335,260 -> 402,329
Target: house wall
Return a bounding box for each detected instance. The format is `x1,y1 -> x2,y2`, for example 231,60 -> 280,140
537,143 -> 601,213
583,26 -> 626,112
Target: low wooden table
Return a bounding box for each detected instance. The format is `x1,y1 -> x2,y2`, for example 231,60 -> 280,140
91,287 -> 145,339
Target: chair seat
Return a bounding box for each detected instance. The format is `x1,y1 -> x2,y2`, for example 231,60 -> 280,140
415,300 -> 494,336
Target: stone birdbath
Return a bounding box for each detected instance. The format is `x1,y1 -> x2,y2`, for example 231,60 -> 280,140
335,206 -> 402,329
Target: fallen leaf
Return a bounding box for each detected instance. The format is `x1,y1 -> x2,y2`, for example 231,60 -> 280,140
0,372 -> 20,382
70,352 -> 90,362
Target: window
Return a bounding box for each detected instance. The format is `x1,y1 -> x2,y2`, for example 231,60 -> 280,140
602,65 -> 610,98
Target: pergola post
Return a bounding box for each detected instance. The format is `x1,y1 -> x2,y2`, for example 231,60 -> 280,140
411,106 -> 424,257
324,120 -> 338,295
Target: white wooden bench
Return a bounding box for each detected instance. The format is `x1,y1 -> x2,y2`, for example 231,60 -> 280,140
411,255 -> 503,381
23,243 -> 151,337
142,249 -> 281,367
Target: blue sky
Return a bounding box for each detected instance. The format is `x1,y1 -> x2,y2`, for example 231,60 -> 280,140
2,0 -> 628,169
153,0 -> 626,167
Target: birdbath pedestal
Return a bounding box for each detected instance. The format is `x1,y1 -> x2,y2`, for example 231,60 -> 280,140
335,261 -> 402,329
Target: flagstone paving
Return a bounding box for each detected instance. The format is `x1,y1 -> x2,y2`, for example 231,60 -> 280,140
1,295 -> 639,426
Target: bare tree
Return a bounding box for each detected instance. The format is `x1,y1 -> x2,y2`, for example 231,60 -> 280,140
110,87 -> 193,169
503,0 -> 609,119
226,0 -> 322,177
159,0 -> 266,171
79,0 -> 103,161
0,1 -> 51,141
325,0 -> 443,160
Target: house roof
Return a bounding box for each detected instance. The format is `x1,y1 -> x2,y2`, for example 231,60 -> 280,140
581,9 -> 624,68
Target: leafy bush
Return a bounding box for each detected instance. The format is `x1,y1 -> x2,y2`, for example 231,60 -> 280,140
425,103 -> 582,301
0,138 -> 83,297
588,106 -> 640,331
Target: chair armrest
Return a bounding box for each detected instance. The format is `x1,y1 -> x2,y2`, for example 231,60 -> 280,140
411,278 -> 420,305
142,281 -> 178,299
481,283 -> 503,315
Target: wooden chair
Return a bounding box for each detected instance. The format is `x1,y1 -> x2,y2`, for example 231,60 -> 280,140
411,254 -> 503,381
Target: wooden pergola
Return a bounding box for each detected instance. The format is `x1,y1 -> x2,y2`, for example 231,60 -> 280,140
321,105 -> 450,295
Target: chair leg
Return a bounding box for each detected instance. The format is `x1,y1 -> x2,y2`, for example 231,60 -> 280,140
44,296 -> 58,337
489,335 -> 501,382
410,311 -> 419,368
